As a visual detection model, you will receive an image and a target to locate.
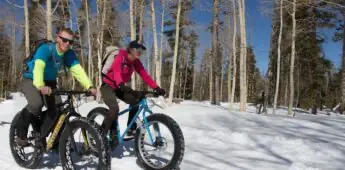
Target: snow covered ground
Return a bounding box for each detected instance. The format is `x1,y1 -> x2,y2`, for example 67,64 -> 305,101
0,93 -> 345,170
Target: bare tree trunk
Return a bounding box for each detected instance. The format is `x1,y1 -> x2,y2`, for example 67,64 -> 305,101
183,53 -> 189,99
242,0 -> 247,109
284,76 -> 288,106
290,0 -> 296,116
130,0 -> 136,41
151,0 -> 160,85
96,0 -> 106,101
67,0 -> 72,28
168,0 -> 182,104
71,0 -> 84,68
60,0 -> 67,26
238,0 -> 247,111
147,47 -> 151,84
135,15 -> 142,94
192,64 -> 196,100
220,50 -> 224,102
273,0 -> 283,114
46,0 -> 52,40
178,56 -> 184,98
158,0 -> 165,87
230,0 -> 237,107
201,55 -> 208,101
67,0 -> 75,90
227,8 -> 232,105
11,14 -> 16,87
213,0 -> 220,105
85,0 -> 92,78
130,0 -> 136,90
1,65 -> 4,98
200,73 -> 204,101
135,2 -> 141,91
146,22 -> 151,89
138,0 -> 144,43
295,64 -> 300,108
209,50 -> 213,102
341,13 -> 345,114
24,0 -> 29,57
227,60 -> 232,104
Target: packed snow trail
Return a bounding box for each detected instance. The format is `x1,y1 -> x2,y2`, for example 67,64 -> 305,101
0,93 -> 344,169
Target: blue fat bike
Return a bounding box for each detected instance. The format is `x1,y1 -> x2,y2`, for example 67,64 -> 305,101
86,91 -> 185,170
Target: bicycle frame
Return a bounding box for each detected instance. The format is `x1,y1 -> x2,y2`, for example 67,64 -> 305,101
40,92 -> 87,151
115,97 -> 162,145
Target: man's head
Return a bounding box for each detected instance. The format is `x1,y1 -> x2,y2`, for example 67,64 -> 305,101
55,27 -> 74,53
127,40 -> 146,60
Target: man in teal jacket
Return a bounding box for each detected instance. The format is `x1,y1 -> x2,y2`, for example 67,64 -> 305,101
16,27 -> 96,146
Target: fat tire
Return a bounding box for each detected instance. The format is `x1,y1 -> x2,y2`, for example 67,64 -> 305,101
134,114 -> 185,170
87,107 -> 108,121
58,117 -> 111,170
9,111 -> 43,169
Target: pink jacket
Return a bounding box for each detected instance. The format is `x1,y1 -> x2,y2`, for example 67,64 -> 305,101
102,49 -> 158,89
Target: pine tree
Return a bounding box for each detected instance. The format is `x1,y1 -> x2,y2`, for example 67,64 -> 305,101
189,30 -> 199,100
331,0 -> 345,113
0,22 -> 12,97
267,0 -> 337,113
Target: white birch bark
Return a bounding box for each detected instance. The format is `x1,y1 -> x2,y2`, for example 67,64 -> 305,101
290,0 -> 296,116
273,0 -> 283,114
168,0 -> 182,104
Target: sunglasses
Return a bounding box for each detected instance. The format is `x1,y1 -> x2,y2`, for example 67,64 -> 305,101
59,36 -> 74,44
133,48 -> 143,54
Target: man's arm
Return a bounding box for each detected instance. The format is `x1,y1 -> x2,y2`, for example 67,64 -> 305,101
134,60 -> 158,89
32,45 -> 50,89
69,64 -> 92,89
65,51 -> 92,89
33,60 -> 46,89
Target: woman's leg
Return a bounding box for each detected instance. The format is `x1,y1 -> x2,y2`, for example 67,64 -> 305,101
114,89 -> 140,136
100,84 -> 120,134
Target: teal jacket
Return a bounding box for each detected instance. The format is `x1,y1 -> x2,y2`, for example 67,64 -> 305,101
23,43 -> 92,89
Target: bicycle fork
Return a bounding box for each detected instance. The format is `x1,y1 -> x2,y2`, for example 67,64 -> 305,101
142,110 -> 162,146
65,124 -> 89,156
81,129 -> 89,150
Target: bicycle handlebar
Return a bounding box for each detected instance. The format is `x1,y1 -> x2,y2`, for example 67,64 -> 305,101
135,90 -> 163,98
51,89 -> 92,96
51,89 -> 161,98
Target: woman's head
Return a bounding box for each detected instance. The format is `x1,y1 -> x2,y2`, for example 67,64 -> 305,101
127,40 -> 146,60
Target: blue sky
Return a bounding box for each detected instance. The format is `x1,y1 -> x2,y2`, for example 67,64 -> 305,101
190,0 -> 274,74
190,0 -> 343,74
3,0 -> 343,74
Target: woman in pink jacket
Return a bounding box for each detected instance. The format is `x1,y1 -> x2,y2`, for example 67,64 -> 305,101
100,40 -> 165,145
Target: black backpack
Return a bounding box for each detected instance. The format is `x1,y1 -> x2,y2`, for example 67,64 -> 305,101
23,39 -> 54,73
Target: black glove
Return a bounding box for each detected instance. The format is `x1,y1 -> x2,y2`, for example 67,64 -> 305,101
119,83 -> 133,93
153,87 -> 166,96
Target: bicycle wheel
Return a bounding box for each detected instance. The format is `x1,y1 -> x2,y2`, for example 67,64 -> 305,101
9,111 -> 43,169
58,117 -> 111,170
135,113 -> 185,170
86,107 -> 113,150
87,107 -> 108,126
